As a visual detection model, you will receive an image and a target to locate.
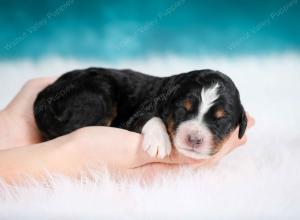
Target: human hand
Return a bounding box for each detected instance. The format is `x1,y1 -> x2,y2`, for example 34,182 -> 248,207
63,113 -> 254,179
1,77 -> 57,148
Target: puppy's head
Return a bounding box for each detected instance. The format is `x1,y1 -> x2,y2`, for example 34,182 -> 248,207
164,70 -> 247,159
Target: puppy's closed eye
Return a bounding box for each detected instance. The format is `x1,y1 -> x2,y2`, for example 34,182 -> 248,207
175,107 -> 186,118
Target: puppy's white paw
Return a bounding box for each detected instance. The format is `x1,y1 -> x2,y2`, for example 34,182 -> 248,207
142,117 -> 172,158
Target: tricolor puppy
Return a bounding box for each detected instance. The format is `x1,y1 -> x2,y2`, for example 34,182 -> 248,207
34,68 -> 247,159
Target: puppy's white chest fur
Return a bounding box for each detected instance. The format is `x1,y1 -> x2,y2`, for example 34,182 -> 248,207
142,117 -> 172,158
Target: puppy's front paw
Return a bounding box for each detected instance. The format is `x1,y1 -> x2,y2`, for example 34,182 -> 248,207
142,117 -> 172,158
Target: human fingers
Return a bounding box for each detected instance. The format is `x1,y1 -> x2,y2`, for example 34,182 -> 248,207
246,112 -> 255,129
5,76 -> 58,114
231,112 -> 255,149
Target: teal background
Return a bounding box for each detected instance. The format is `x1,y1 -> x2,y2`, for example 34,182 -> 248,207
1,0 -> 299,60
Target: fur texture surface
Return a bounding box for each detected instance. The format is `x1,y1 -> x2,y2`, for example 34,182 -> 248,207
0,53 -> 299,219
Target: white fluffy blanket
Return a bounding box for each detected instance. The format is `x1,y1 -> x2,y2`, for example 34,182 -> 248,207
0,54 -> 299,219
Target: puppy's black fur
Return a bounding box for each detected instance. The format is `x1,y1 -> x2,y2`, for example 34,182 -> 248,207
34,68 -> 247,149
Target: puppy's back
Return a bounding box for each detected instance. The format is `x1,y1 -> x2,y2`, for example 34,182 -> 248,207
34,69 -> 117,139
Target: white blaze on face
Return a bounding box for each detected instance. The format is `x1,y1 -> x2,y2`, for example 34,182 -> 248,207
174,83 -> 220,159
198,83 -> 220,121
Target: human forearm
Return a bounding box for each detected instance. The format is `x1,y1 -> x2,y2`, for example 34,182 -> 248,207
0,127 -> 147,184
0,135 -> 79,183
0,110 -> 15,149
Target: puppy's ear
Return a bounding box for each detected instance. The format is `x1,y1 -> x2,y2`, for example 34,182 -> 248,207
238,106 -> 247,139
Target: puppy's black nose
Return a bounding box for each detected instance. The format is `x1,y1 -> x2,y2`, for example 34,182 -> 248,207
187,134 -> 203,148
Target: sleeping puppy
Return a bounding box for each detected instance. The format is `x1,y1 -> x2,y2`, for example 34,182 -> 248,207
33,68 -> 247,159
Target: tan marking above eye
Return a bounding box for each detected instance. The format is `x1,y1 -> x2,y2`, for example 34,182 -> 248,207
215,108 -> 225,119
183,99 -> 192,111
166,114 -> 175,144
